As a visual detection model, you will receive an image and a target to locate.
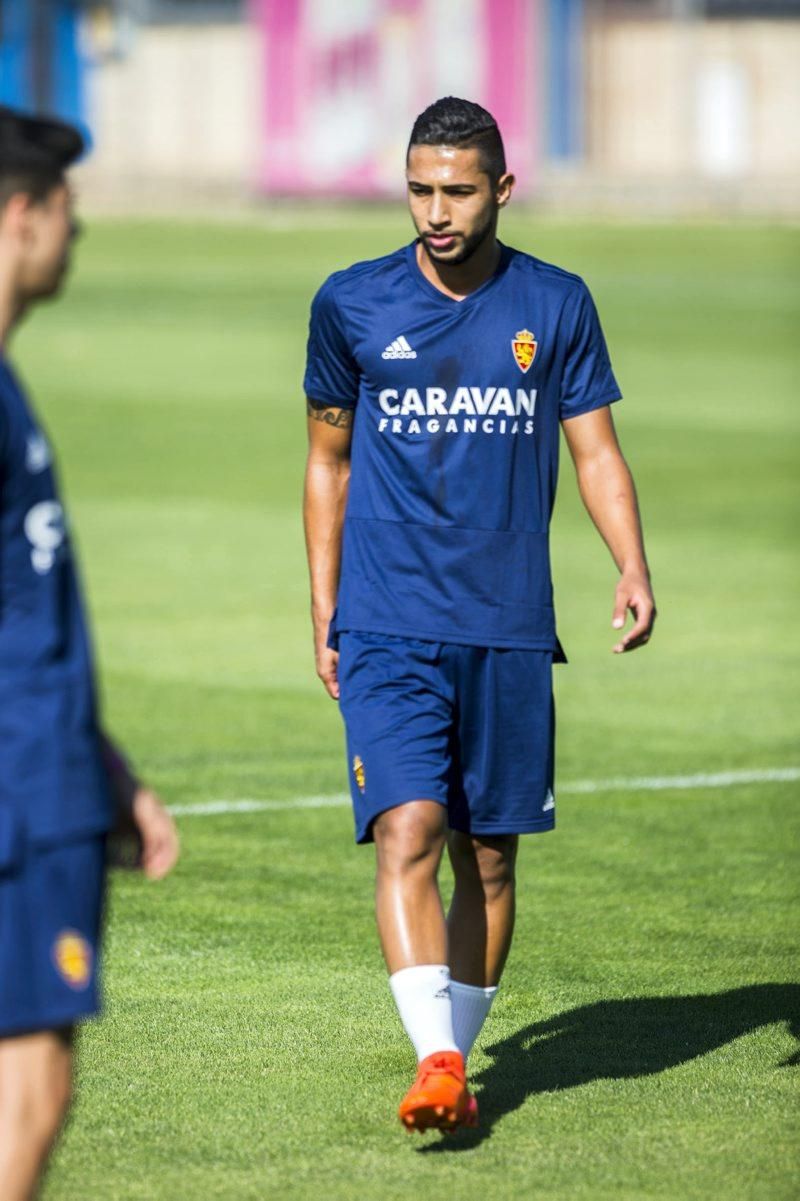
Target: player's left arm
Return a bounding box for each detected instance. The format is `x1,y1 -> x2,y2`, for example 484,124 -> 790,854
99,732 -> 179,879
561,404 -> 656,653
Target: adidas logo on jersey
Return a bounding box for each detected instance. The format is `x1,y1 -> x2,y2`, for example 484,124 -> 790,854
382,335 -> 417,360
26,432 -> 52,473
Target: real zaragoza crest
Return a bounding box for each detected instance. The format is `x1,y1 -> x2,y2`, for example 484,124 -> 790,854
512,329 -> 538,373
52,929 -> 92,990
353,755 -> 366,794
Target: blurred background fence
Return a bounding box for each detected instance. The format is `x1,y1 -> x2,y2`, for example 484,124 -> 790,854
1,0 -> 799,215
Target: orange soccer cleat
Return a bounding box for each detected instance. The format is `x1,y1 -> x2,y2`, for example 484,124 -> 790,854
397,1050 -> 477,1133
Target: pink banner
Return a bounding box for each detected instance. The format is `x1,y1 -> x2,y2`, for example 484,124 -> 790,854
252,0 -> 540,197
485,0 -> 539,189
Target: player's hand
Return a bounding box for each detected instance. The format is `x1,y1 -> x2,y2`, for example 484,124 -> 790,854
612,571 -> 656,653
316,644 -> 340,699
131,787 -> 180,880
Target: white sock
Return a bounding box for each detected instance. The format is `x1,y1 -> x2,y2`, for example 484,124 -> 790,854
389,964 -> 459,1062
450,980 -> 498,1060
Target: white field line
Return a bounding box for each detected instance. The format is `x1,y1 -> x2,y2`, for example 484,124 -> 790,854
170,795 -> 349,817
169,766 -> 800,818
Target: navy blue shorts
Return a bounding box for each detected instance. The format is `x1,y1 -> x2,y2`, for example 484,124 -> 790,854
0,821 -> 106,1037
338,632 -> 556,844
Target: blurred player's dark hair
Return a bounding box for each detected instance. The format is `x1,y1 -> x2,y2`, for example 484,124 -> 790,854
0,166 -> 66,210
408,97 -> 506,182
0,105 -> 84,209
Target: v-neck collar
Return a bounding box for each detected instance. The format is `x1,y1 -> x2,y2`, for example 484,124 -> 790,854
405,239 -> 512,308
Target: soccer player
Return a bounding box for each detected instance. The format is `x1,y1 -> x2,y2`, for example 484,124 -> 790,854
0,106 -> 179,1199
303,97 -> 655,1133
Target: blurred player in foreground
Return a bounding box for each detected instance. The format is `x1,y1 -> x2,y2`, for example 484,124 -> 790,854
303,97 -> 655,1133
0,106 -> 179,1199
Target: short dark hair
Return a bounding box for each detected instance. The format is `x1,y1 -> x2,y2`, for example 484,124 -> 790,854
0,105 -> 84,208
0,166 -> 65,210
408,97 -> 506,182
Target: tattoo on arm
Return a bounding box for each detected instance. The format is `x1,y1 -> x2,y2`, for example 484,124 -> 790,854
306,402 -> 354,429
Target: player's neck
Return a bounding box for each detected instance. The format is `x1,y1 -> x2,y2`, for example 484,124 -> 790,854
0,265 -> 24,349
415,236 -> 501,302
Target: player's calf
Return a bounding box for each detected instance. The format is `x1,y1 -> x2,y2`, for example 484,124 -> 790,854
374,801 -> 448,972
0,1029 -> 73,1201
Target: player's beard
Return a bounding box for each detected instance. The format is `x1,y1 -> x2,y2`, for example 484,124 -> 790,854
35,255 -> 71,300
422,207 -> 496,267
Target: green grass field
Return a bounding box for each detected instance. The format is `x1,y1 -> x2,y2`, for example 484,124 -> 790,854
15,212 -> 798,1199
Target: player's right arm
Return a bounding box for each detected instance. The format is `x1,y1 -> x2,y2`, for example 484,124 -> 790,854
302,275 -> 360,699
303,401 -> 353,699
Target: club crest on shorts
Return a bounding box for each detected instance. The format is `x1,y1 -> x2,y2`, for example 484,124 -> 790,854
512,329 -> 538,373
52,929 -> 93,990
353,755 -> 366,794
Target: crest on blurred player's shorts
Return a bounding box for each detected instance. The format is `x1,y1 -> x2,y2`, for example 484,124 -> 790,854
353,755 -> 366,794
512,329 -> 537,373
52,929 -> 93,990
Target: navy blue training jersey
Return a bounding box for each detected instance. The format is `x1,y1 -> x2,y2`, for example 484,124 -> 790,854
304,242 -> 621,651
0,356 -> 112,845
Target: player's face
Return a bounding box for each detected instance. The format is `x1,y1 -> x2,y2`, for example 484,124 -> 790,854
406,145 -> 513,266
19,182 -> 78,300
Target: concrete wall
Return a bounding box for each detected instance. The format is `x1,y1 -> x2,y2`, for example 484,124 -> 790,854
586,19 -> 800,181
80,24 -> 262,199
77,16 -> 800,213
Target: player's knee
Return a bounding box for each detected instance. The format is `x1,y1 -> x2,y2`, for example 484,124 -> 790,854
0,1052 -> 72,1150
0,1092 -> 63,1158
374,803 -> 444,874
474,838 -> 517,899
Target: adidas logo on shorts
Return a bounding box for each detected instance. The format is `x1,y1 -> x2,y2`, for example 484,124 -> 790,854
382,335 -> 417,360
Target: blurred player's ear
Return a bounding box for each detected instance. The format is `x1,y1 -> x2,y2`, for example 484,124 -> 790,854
496,173 -> 515,208
0,191 -> 31,240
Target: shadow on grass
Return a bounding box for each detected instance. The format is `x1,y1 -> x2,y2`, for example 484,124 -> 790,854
420,983 -> 800,1153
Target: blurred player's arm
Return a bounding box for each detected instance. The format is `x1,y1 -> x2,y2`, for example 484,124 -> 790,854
99,732 -> 179,879
303,399 -> 353,699
562,404 -> 656,653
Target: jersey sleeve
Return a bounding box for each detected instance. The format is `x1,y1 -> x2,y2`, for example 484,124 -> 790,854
559,281 -> 622,420
0,399 -> 8,486
303,276 -> 360,409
